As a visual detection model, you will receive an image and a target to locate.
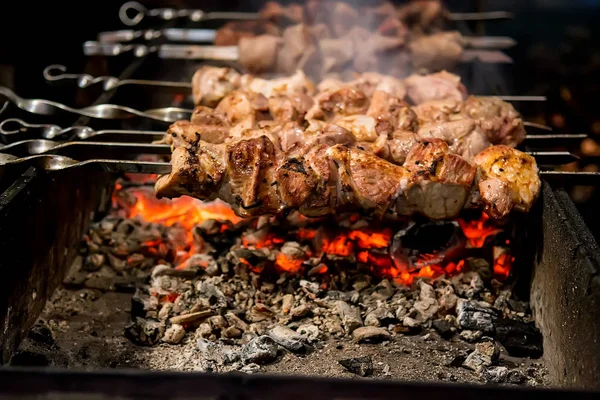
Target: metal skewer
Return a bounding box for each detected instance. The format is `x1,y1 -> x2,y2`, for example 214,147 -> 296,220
44,64 -> 543,103
0,87 -> 191,123
0,119 -> 583,147
96,28 -> 517,50
82,41 -> 514,64
119,1 -> 260,27
118,1 -> 512,27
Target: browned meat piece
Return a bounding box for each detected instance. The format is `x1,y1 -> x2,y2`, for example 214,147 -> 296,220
417,119 -> 491,160
404,71 -> 467,105
397,0 -> 447,34
276,24 -> 318,74
330,1 -> 360,37
306,87 -> 370,120
242,69 -> 316,98
319,37 -> 355,75
260,2 -> 304,26
366,90 -> 418,134
191,66 -> 241,107
214,91 -> 270,126
412,98 -> 463,123
214,20 -> 281,46
238,35 -> 283,74
408,31 -> 464,72
462,96 -> 526,147
268,93 -> 314,123
473,146 -> 541,219
399,139 -> 477,219
350,73 -> 406,99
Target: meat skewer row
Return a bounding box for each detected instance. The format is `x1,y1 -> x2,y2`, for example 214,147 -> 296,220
154,135 -> 540,222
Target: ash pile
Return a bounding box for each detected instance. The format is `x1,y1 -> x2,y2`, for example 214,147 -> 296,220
56,182 -> 546,384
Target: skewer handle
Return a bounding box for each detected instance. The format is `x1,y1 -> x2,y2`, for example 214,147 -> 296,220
98,29 -> 217,44
43,64 -> 192,92
119,1 -> 259,27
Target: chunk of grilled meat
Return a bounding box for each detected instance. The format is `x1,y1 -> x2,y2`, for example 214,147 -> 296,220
404,70 -> 468,105
155,136 -> 539,220
396,0 -> 447,35
191,66 -> 242,107
408,31 -> 464,72
473,145 -> 541,219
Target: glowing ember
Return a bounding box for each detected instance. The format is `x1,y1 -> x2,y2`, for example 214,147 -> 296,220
113,180 -> 514,285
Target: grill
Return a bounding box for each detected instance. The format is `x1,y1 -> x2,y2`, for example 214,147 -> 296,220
0,1 -> 599,398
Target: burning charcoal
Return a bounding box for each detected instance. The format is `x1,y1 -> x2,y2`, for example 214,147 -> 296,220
131,289 -> 159,318
247,304 -> 276,323
162,324 -> 186,344
125,317 -> 165,346
432,319 -> 456,339
241,336 -> 279,365
225,312 -> 250,332
335,301 -> 363,334
281,294 -> 295,314
84,254 -> 105,271
297,324 -> 320,342
126,253 -> 145,269
290,304 -> 311,319
494,319 -> 543,358
462,341 -> 500,372
459,330 -> 483,343
456,299 -> 500,333
170,310 -> 213,325
352,326 -> 392,343
196,323 -> 213,339
196,219 -> 224,236
269,325 -> 307,352
482,366 -> 509,383
180,254 -> 219,276
339,356 -> 374,377
372,279 -> 394,300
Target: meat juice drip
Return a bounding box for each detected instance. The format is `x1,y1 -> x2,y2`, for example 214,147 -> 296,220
110,179 -> 515,285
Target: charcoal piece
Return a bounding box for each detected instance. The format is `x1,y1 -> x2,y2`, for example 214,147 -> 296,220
131,289 -> 159,318
339,356 -> 374,377
456,299 -> 499,333
459,330 -> 483,343
371,279 -> 394,300
162,324 -> 186,344
327,290 -> 350,302
462,341 -> 500,372
482,366 -> 509,383
169,310 -> 213,325
268,325 -> 306,352
241,336 -> 278,365
290,304 -> 311,319
494,319 -> 543,358
84,254 -> 105,271
352,326 -> 392,343
432,319 -> 456,339
9,351 -> 50,367
336,301 -> 363,334
507,370 -> 527,384
124,317 -> 165,346
281,294 -> 295,314
27,322 -> 55,346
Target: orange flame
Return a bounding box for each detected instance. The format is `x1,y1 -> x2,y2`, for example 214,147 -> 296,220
458,213 -> 502,248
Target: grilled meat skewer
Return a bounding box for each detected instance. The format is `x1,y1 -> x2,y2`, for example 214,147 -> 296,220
154,137 -> 539,221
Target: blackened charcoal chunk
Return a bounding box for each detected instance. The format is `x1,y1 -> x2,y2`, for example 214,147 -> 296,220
494,319 -> 543,358
456,299 -> 499,333
339,356 -> 374,377
124,318 -> 165,346
28,322 -> 55,346
131,289 -> 158,318
241,336 -> 278,365
432,319 -> 456,339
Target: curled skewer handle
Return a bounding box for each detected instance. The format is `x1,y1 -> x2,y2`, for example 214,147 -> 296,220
43,64 -> 191,92
0,86 -> 192,123
0,118 -> 92,140
83,41 -> 157,58
119,1 -> 259,26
